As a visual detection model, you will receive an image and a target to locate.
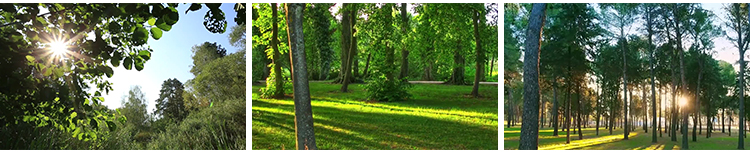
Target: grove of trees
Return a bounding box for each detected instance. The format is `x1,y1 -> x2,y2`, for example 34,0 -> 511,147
252,3 -> 498,149
508,3 -> 750,150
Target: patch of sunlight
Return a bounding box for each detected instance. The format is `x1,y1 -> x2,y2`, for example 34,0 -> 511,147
316,123 -> 358,135
641,144 -> 665,150
253,107 -> 293,115
315,122 -> 375,144
308,99 -> 497,127
311,96 -> 496,119
505,127 -> 600,134
539,132 -> 639,150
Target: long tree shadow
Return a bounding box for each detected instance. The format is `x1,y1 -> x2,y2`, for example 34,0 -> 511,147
252,99 -> 498,150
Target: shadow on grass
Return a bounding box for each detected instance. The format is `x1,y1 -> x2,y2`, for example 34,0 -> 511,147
252,99 -> 498,150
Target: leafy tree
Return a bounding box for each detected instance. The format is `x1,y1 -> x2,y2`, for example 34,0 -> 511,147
120,86 -> 150,132
309,3 -> 335,80
724,3 -> 750,149
190,42 -> 227,75
154,78 -> 187,122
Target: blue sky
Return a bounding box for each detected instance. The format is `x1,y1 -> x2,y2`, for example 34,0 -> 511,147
100,3 -> 242,114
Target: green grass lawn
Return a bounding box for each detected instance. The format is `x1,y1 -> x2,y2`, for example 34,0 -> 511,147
504,125 -> 750,150
252,82 -> 499,150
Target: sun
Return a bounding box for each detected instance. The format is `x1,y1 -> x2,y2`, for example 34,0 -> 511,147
678,96 -> 688,108
49,40 -> 69,57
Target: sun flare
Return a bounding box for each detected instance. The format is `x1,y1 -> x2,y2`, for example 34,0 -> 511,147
678,96 -> 688,108
49,41 -> 69,57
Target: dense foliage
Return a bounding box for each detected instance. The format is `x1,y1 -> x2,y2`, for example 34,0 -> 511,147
0,3 -> 246,149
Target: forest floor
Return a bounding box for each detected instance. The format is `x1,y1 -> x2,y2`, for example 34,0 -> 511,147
251,82 -> 499,150
504,125 -> 750,150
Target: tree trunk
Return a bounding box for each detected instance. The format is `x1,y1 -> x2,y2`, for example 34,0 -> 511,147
578,86 -> 583,140
271,3 -> 285,99
286,3 -> 317,150
723,108 -> 726,133
518,3 -> 546,150
471,7 -> 483,98
648,7 -> 657,141
620,19 -> 630,140
447,40 -> 465,85
674,4 -> 688,149
566,76 -> 571,144
363,53 -> 371,78
340,3 -> 357,92
553,84 -> 560,136
399,3 -> 410,80
596,86 -> 600,136
507,88 -> 514,128
641,84 -> 656,133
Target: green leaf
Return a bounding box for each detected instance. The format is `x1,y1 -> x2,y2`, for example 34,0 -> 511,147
53,67 -> 64,77
148,17 -> 156,26
150,27 -> 163,40
155,18 -> 172,31
110,56 -> 120,67
72,128 -> 81,138
152,3 -> 164,15
139,50 -> 151,61
26,55 -> 35,62
108,22 -> 121,32
133,24 -> 149,45
124,56 -> 133,70
70,112 -> 77,119
165,7 -> 179,25
107,121 -> 116,131
90,119 -> 98,129
134,58 -> 144,71
187,3 -> 202,13
103,66 -> 113,78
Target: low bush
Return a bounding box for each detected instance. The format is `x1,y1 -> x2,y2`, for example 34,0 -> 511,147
147,98 -> 245,150
364,75 -> 412,102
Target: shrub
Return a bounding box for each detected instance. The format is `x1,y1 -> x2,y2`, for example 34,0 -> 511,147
147,98 -> 245,150
364,75 -> 412,102
259,68 -> 293,98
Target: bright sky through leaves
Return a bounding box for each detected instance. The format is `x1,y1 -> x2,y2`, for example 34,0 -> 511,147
98,4 -> 241,113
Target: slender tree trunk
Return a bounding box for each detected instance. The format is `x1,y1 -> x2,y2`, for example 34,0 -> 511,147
471,7 -> 483,97
596,86 -> 601,136
286,3 -> 317,149
724,108 -> 726,133
740,6 -> 748,149
553,84 -> 560,136
363,53 -> 371,78
399,3 -> 410,80
620,20 -> 630,140
507,88 -> 514,128
674,4 -> 689,149
518,3 -> 546,150
660,86 -> 663,137
578,86 -> 583,140
641,84 -> 656,133
271,3 -> 286,99
339,3 -> 354,91
567,83 -> 572,144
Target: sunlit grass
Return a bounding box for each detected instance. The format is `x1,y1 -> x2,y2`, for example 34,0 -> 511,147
539,132 -> 638,150
252,82 -> 498,150
504,125 -> 750,150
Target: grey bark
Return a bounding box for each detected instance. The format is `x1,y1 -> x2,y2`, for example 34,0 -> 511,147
519,3 -> 546,150
286,3 -> 317,150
